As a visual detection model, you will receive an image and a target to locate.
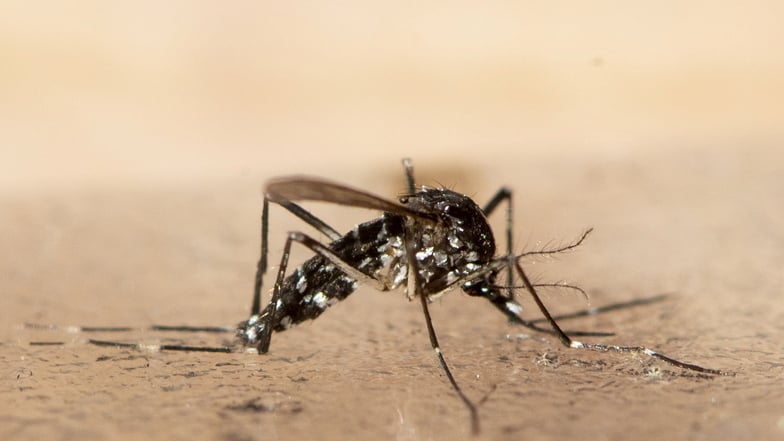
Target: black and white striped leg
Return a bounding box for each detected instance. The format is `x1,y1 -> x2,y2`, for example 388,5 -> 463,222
24,323 -> 236,352
482,187 -> 515,300
401,158 -> 480,434
403,220 -> 481,435
482,292 -> 615,337
88,338 -> 233,353
513,260 -> 732,376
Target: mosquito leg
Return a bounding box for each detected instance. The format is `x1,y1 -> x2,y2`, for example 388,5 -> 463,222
149,325 -> 233,333
88,339 -> 233,353
481,187 -> 511,218
403,160 -> 480,430
252,195 -> 345,315
256,227 -> 292,354
486,284 -> 666,336
482,188 -> 515,300
402,158 -> 415,194
25,322 -> 235,351
513,260 -> 732,375
403,219 -> 480,435
479,290 -> 615,337
24,323 -> 134,333
417,289 -> 481,434
24,323 -> 233,335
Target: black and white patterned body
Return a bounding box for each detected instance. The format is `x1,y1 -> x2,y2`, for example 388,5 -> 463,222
237,187 -> 496,347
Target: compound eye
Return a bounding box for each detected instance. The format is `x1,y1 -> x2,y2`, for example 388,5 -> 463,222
399,196 -> 410,204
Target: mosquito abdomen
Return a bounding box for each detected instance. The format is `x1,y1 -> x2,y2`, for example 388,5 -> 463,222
266,213 -> 407,331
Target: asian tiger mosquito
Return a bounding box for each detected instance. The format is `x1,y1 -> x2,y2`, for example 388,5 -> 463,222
28,158 -> 731,435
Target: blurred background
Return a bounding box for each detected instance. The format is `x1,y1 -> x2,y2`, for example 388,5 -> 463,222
2,1 -> 782,191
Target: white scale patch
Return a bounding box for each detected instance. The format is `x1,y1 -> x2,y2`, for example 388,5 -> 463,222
358,257 -> 372,269
376,223 -> 387,241
415,247 -> 434,261
464,263 -> 479,272
296,274 -> 308,293
311,292 -> 330,309
391,264 -> 407,287
505,300 -> 523,315
433,250 -> 448,266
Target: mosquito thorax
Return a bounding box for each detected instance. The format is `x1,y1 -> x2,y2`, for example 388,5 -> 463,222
403,188 -> 496,292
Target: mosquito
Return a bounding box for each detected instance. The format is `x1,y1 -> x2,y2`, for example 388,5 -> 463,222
27,159 -> 731,434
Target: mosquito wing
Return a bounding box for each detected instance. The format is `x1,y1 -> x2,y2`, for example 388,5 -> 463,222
265,177 -> 437,221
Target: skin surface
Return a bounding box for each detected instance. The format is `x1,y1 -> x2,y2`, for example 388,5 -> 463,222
2,4 -> 782,439
3,147 -> 782,441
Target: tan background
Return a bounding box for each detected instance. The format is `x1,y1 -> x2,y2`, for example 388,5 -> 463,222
2,2 -> 783,441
